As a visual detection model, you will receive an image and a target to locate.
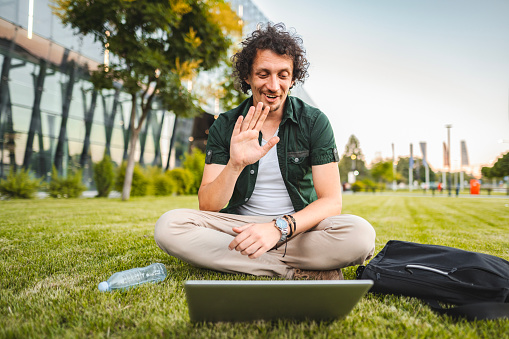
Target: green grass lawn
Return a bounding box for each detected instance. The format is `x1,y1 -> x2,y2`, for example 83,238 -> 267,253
1,195 -> 508,338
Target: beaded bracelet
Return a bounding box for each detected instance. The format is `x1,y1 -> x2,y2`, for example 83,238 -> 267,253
283,214 -> 296,238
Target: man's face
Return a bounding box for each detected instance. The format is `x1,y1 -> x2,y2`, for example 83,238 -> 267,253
245,49 -> 295,115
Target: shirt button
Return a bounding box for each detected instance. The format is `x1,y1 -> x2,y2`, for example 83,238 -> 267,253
294,158 -> 299,162
250,170 -> 254,174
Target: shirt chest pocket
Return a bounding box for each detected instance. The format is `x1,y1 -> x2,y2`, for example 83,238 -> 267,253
287,150 -> 311,182
287,150 -> 309,164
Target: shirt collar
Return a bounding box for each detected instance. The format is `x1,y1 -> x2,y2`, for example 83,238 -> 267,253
281,96 -> 297,124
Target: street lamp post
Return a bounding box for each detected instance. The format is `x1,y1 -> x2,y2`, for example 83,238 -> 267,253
445,124 -> 452,196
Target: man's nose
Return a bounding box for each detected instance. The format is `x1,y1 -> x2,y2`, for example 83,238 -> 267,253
266,75 -> 280,92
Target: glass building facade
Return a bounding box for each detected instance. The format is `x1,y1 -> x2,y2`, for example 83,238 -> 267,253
0,0 -> 314,188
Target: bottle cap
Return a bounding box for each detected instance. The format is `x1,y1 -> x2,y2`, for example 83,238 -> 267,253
98,281 -> 109,292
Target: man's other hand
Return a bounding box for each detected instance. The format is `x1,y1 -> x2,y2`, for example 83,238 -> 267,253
228,222 -> 281,259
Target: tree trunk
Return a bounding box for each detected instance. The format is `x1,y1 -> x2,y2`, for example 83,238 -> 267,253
121,129 -> 139,201
122,94 -> 140,201
121,86 -> 155,201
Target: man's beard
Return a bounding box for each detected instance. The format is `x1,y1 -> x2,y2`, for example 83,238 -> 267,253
267,103 -> 281,112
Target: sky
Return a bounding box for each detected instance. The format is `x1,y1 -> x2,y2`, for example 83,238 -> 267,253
251,0 -> 509,176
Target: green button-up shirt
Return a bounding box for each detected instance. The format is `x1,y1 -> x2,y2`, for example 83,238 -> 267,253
205,96 -> 340,214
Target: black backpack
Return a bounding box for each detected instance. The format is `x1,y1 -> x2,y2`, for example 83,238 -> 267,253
356,240 -> 509,320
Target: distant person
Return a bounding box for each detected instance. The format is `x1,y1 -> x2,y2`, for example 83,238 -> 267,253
154,23 -> 375,280
431,183 -> 436,196
437,182 -> 443,194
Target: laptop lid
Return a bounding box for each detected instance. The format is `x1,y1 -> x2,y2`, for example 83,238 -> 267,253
185,279 -> 373,322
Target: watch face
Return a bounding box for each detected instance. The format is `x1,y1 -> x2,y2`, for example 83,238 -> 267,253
275,218 -> 288,233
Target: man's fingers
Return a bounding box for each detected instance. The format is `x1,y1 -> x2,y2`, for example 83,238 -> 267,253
232,224 -> 251,233
231,233 -> 255,252
261,136 -> 280,155
232,115 -> 243,138
248,102 -> 264,130
242,242 -> 262,257
248,245 -> 271,259
228,224 -> 253,250
253,105 -> 270,131
241,106 -> 255,132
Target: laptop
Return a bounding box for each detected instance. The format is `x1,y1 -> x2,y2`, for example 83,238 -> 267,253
185,279 -> 373,322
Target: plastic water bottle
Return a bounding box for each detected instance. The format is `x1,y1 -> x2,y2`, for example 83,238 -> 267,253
98,263 -> 167,292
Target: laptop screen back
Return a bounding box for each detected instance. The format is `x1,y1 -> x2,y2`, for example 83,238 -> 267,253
185,280 -> 373,322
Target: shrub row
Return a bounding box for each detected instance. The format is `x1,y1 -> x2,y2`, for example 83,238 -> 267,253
0,167 -> 86,199
112,149 -> 205,197
0,149 -> 206,199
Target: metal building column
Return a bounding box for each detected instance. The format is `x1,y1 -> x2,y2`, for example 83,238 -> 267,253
23,60 -> 47,171
54,63 -> 76,174
102,88 -> 120,156
0,54 -> 12,177
165,116 -> 178,171
80,89 -> 98,167
122,102 -> 137,161
151,111 -> 164,167
3,93 -> 16,173
138,108 -> 151,165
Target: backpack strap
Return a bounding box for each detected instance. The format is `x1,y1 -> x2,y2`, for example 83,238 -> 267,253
425,299 -> 509,321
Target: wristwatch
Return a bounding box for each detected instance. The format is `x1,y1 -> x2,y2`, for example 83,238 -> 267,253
273,217 -> 289,242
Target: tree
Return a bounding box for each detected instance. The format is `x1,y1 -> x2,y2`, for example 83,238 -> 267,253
493,152 -> 509,177
370,160 -> 394,184
53,0 -> 241,200
93,154 -> 115,197
481,166 -> 492,179
338,135 -> 368,182
395,157 -> 415,185
483,152 -> 509,179
212,59 -> 249,112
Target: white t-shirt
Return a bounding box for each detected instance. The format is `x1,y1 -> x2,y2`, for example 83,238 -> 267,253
237,135 -> 295,216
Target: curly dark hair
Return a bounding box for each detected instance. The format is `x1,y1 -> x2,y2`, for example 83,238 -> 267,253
232,22 -> 310,94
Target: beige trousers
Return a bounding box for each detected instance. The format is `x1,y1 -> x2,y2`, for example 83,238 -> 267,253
154,209 -> 376,279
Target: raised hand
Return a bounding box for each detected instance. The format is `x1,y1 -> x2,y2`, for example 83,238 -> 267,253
229,102 -> 280,170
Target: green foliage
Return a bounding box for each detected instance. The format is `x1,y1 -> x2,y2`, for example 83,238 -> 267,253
152,172 -> 177,196
48,167 -> 86,198
0,168 -> 41,199
481,166 -> 492,178
181,148 -> 205,194
93,154 -> 115,197
370,160 -> 394,183
217,59 -> 250,111
115,162 -> 149,197
143,166 -> 177,197
167,168 -> 194,195
143,166 -> 164,196
351,182 -> 363,192
53,0 -> 235,105
361,178 -> 377,192
483,152 -> 509,178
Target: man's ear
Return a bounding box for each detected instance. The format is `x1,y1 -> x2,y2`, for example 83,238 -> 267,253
244,77 -> 250,85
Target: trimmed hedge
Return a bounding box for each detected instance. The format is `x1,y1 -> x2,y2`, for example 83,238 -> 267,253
0,168 -> 41,199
